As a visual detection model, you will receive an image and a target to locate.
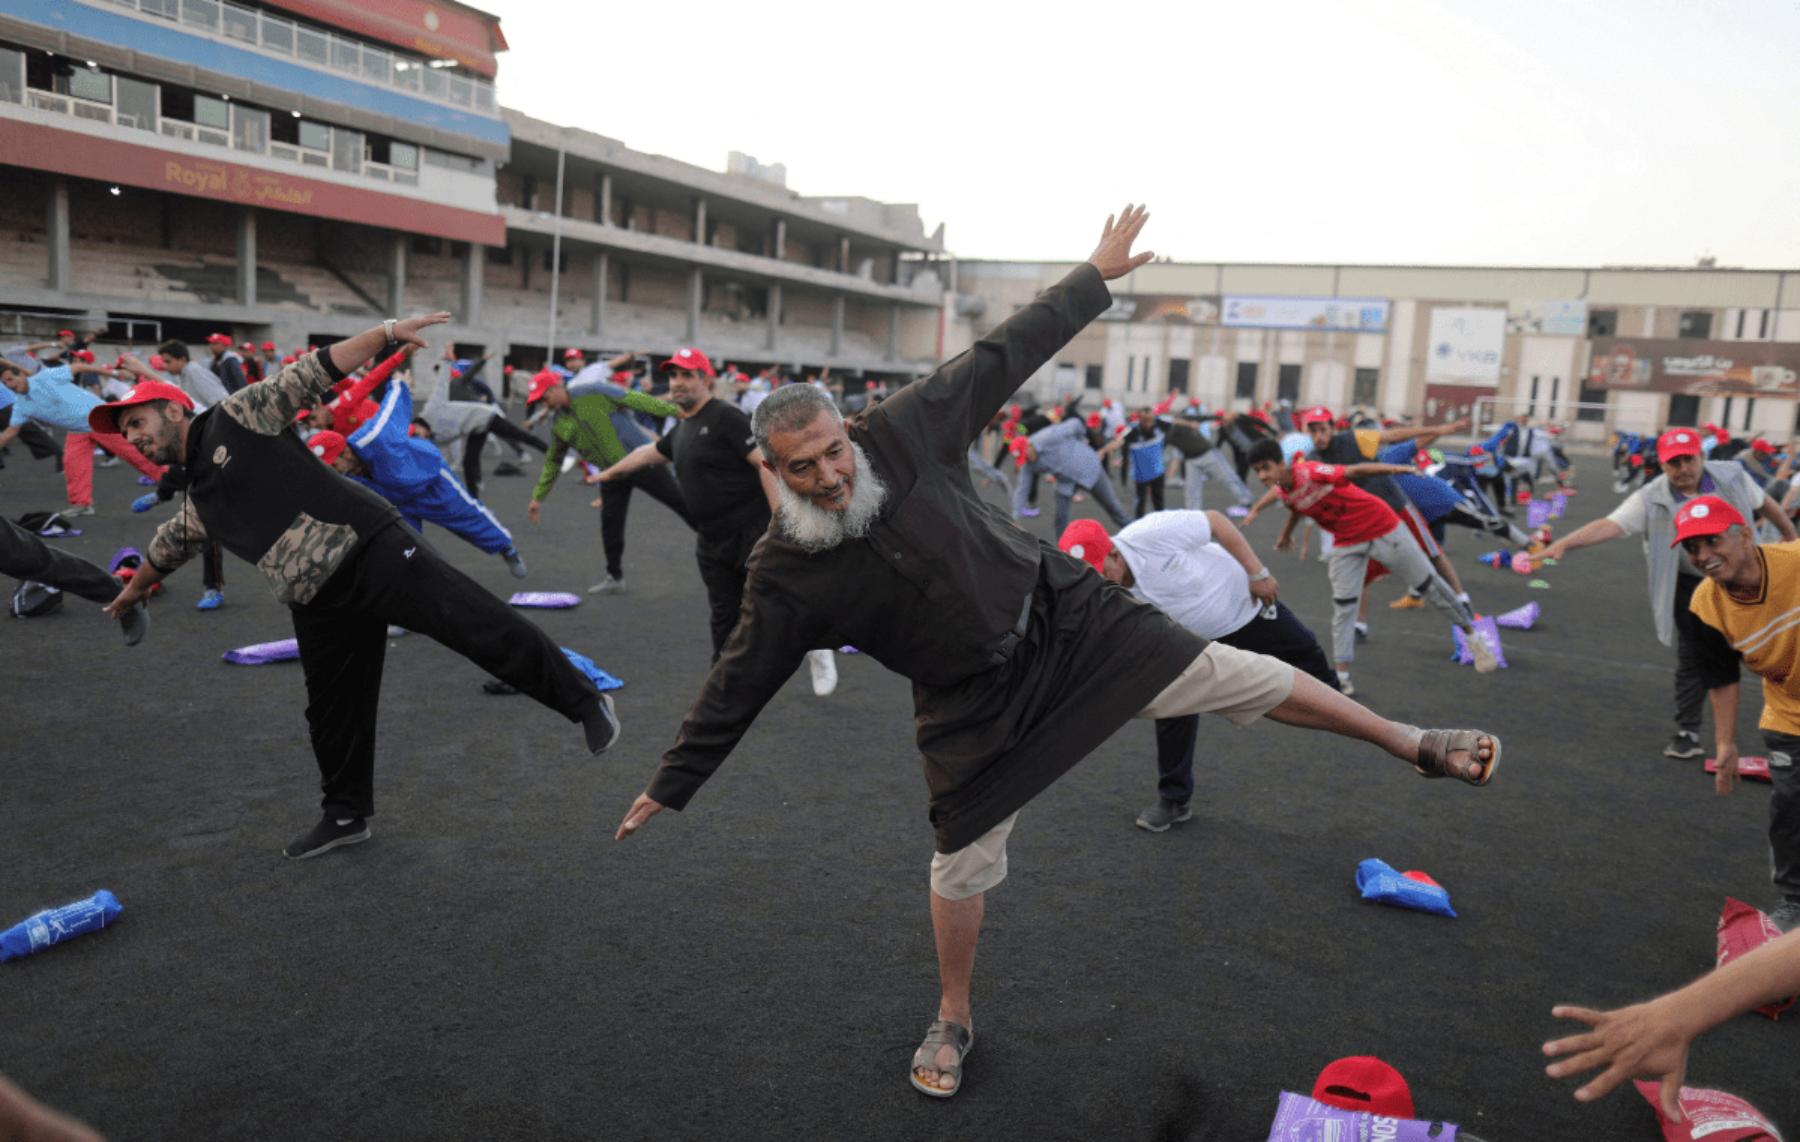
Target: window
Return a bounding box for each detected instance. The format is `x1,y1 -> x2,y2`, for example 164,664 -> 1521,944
115,75 -> 158,132
232,104 -> 268,153
1587,309 -> 1617,338
1577,379 -> 1607,421
67,67 -> 112,104
331,127 -> 364,174
361,48 -> 392,85
389,142 -> 418,171
1668,393 -> 1700,427
1167,357 -> 1189,395
1277,364 -> 1302,404
180,0 -> 219,30
1235,361 -> 1257,400
1744,397 -> 1756,431
392,60 -> 420,91
448,74 -> 471,106
1085,365 -> 1103,391
297,119 -> 329,151
1352,367 -> 1379,408
421,68 -> 448,100
296,26 -> 328,66
330,38 -> 360,75
221,2 -> 258,42
1126,356 -> 1135,392
141,0 -> 178,17
424,148 -> 484,174
0,46 -> 20,104
1761,310 -> 1773,338
1679,311 -> 1713,340
260,13 -> 293,53
193,94 -> 228,130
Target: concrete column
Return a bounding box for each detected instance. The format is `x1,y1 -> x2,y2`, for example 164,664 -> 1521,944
831,295 -> 845,357
590,251 -> 608,336
693,197 -> 707,246
766,283 -> 782,352
773,218 -> 786,260
886,304 -> 899,362
838,236 -> 850,273
686,268 -> 702,342
386,235 -> 406,316
462,242 -> 484,326
235,208 -> 256,307
599,174 -> 612,225
47,178 -> 70,292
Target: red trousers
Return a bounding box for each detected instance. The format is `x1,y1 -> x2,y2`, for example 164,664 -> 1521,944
63,430 -> 163,507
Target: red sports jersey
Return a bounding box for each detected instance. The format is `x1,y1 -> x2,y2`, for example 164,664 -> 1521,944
1281,460 -> 1399,544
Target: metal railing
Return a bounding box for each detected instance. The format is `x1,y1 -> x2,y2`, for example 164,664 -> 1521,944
97,0 -> 498,115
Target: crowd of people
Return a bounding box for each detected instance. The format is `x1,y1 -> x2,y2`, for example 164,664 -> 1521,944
5,206 -> 1800,1134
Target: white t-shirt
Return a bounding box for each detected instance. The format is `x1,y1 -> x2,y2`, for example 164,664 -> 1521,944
1112,509 -> 1261,639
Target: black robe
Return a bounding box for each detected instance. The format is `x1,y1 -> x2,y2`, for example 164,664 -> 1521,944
647,263 -> 1207,852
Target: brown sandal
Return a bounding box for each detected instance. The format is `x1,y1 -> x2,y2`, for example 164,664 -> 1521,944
909,1019 -> 973,1098
1415,729 -> 1500,786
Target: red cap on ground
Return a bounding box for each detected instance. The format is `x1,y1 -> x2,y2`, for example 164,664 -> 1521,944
1311,1056 -> 1415,1118
526,368 -> 561,406
1657,428 -> 1704,463
88,379 -> 194,434
1671,495 -> 1746,547
659,347 -> 716,377
307,430 -> 348,466
1297,405 -> 1334,427
1753,439 -> 1776,455
261,341 -> 277,352
563,347 -> 585,360
1057,519 -> 1113,573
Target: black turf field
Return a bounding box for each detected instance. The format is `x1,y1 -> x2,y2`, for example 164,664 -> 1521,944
1,449 -> 1794,1141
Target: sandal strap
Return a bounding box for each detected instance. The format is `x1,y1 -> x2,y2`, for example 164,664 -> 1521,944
911,1019 -> 972,1069
1417,728 -> 1488,784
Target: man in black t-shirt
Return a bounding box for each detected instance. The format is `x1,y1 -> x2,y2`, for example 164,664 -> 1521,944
593,350 -> 837,691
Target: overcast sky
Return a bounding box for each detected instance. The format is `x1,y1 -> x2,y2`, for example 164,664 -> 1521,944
492,0 -> 1800,269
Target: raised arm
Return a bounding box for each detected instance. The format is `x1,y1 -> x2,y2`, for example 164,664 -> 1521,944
224,316 -> 447,435
1377,418 -> 1467,445
334,346 -> 415,412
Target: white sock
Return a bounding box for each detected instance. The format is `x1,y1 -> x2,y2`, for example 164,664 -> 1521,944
335,818 -> 355,826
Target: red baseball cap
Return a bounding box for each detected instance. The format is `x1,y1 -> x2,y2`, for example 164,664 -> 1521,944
660,347 -> 716,377
1298,405 -> 1334,427
281,355 -> 296,365
1657,428 -> 1703,463
57,328 -> 74,339
239,341 -> 254,352
88,379 -> 194,434
206,332 -> 232,346
261,341 -> 277,352
1671,495 -> 1745,547
1057,519 -> 1113,573
307,430 -> 349,466
72,349 -> 95,364
611,370 -> 633,383
1311,1056 -> 1414,1118
563,347 -> 585,360
1752,439 -> 1776,455
525,368 -> 562,406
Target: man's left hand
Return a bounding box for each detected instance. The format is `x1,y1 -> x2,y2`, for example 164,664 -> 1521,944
1250,576 -> 1279,604
1086,204 -> 1154,281
615,792 -> 665,840
1714,743 -> 1740,795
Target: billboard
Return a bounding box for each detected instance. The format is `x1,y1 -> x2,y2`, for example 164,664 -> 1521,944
1221,296 -> 1389,333
1427,307 -> 1507,384
1509,300 -> 1588,337
1588,339 -> 1800,398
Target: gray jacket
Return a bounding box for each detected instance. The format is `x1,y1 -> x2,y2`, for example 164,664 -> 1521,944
1606,460 -> 1764,646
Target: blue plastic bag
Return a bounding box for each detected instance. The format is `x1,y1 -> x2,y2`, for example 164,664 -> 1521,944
1,890 -> 123,962
561,648 -> 623,692
1356,859 -> 1456,918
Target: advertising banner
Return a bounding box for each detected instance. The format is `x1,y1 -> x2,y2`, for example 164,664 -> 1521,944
1588,338 -> 1800,398
1427,307 -> 1507,384
1509,299 -> 1588,337
1221,296 -> 1389,333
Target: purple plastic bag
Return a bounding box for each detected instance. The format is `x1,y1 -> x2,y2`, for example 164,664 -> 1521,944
222,638 -> 301,665
108,547 -> 144,575
1493,601 -> 1539,630
1525,499 -> 1551,529
1268,1092 -> 1458,1140
509,591 -> 582,609
1550,492 -> 1567,519
1448,616 -> 1506,668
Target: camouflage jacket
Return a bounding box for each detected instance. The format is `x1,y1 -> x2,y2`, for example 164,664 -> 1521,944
147,350 -> 402,605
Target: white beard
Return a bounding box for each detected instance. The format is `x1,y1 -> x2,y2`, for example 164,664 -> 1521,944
775,441 -> 888,553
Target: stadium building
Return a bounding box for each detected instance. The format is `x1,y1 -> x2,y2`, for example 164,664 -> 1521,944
0,0 -> 948,385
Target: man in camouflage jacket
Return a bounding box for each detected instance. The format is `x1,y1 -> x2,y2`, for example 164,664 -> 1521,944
98,314 -> 620,860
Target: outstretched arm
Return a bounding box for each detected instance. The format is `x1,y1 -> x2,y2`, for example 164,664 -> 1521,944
590,441 -> 667,484
1542,518 -> 1628,562
1377,418 -> 1467,445
335,346 -> 416,412
1545,926 -> 1800,1121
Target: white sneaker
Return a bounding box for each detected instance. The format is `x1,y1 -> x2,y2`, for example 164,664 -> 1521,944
588,575 -> 626,595
1467,627 -> 1499,674
807,648 -> 838,697
1337,675 -> 1354,697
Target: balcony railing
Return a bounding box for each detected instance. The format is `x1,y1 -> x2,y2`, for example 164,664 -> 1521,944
97,0 -> 498,115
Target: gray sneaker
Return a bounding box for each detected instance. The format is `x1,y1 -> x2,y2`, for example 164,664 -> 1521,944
1135,798 -> 1193,833
1664,730 -> 1704,759
588,575 -> 626,595
1769,899 -> 1800,934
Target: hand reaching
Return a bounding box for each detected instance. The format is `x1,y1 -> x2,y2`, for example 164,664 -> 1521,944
1544,999 -> 1696,1122
615,792 -> 665,840
1086,205 -> 1154,281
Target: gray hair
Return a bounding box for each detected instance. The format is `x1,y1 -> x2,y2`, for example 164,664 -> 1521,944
752,383 -> 842,461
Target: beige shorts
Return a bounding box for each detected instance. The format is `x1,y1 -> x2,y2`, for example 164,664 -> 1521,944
927,644 -> 1296,900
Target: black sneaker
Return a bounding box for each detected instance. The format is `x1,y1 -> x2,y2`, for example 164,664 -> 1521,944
1664,730 -> 1704,759
582,694 -> 620,755
1769,899 -> 1800,934
493,462 -> 523,476
1135,798 -> 1194,833
283,816 -> 371,860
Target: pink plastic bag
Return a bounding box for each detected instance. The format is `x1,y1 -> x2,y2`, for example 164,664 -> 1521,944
1705,756 -> 1773,782
1634,1081 -> 1782,1140
1716,897 -> 1796,1019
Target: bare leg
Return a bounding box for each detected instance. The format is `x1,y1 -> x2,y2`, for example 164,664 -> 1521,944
917,889 -> 983,1094
1432,550 -> 1467,596
1262,671 -> 1493,776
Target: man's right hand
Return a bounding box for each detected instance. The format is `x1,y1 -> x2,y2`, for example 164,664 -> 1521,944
1714,743 -> 1740,795
1086,204 -> 1154,281
101,577 -> 151,621
526,500 -> 542,524
1542,540 -> 1568,562
615,792 -> 665,840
